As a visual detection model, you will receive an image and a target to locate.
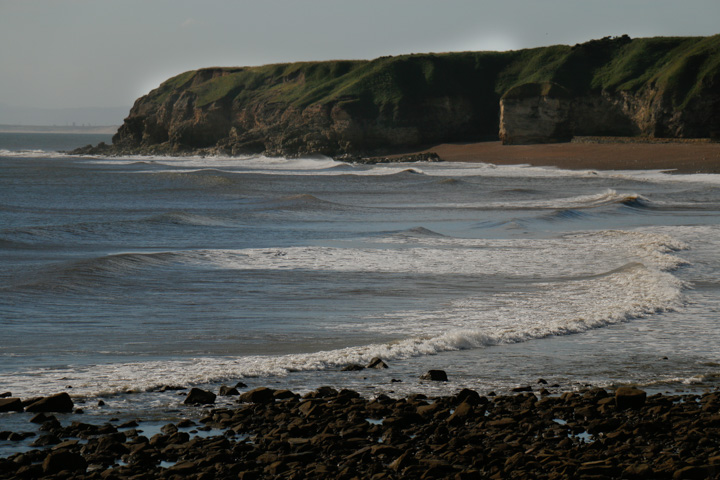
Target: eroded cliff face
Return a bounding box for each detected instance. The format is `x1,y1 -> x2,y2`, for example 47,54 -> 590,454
109,67 -> 485,158
499,84 -> 720,145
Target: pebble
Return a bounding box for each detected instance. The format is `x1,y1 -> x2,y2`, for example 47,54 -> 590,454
2,385 -> 720,479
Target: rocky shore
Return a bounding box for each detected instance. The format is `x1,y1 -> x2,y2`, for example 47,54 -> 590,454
2,379 -> 720,479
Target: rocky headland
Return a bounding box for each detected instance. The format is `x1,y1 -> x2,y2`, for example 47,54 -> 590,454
2,380 -> 720,479
74,34 -> 720,158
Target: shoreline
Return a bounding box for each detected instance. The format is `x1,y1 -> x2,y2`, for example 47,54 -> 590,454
2,383 -> 719,478
65,139 -> 720,174
380,141 -> 720,174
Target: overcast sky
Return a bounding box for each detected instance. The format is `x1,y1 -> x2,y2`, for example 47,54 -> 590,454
1,0 -> 719,120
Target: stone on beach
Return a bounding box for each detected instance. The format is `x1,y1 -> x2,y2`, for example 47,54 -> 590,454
238,387 -> 275,404
615,386 -> 647,409
218,385 -> 240,396
42,450 -> 87,475
4,385 -> 720,479
183,388 -> 216,405
0,398 -> 24,413
24,392 -> 74,413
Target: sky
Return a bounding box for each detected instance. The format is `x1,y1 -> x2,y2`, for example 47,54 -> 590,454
1,0 -> 719,124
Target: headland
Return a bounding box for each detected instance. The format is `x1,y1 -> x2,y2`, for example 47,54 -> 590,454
74,34 -> 720,170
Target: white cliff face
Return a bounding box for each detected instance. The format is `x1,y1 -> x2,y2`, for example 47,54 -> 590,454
499,81 -> 720,145
499,96 -> 572,145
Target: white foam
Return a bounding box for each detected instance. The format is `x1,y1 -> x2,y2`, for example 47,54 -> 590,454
1,229 -> 689,399
0,149 -> 67,158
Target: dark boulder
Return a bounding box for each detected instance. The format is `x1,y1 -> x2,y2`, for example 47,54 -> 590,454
218,385 -> 240,396
420,370 -> 448,381
615,386 -> 647,409
25,393 -> 74,413
342,363 -> 366,371
31,434 -> 61,447
367,357 -> 389,369
42,450 -> 87,475
238,387 -> 275,404
454,388 -> 485,406
183,388 -> 216,405
0,398 -> 23,412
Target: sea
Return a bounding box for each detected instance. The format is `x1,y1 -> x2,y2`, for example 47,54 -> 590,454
2,132 -> 720,454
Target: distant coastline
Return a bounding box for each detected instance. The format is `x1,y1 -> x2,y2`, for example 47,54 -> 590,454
0,124 -> 119,135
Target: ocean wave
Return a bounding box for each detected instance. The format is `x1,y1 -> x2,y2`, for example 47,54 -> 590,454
2,259 -> 684,399
10,251 -> 182,292
0,148 -> 67,158
1,211 -> 232,245
541,209 -> 592,222
145,211 -> 233,227
400,189 -> 651,211
549,189 -> 652,210
1,227 -> 690,398
260,194 -> 350,211
395,227 -> 448,238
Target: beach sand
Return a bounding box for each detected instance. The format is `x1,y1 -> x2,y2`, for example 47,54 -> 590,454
393,141 -> 720,173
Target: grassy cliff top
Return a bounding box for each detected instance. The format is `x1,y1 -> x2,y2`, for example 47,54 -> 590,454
144,34 -> 720,113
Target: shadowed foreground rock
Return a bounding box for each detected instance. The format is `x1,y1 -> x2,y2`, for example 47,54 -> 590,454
2,386 -> 720,479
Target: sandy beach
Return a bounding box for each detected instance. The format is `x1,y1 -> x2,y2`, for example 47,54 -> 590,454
391,141 -> 720,174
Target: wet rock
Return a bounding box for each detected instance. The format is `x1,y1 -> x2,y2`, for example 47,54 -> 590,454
615,386 -> 647,409
42,450 -> 87,474
420,370 -> 448,381
367,357 -> 389,369
9,385 -> 720,479
0,398 -> 23,412
218,385 -> 240,396
29,412 -> 55,424
25,392 -> 74,413
454,388 -> 485,406
157,384 -> 185,392
673,465 -> 715,479
447,401 -> 474,426
0,392 -> 11,398
238,387 -> 275,404
273,389 -> 297,400
235,381 -> 248,389
342,363 -> 366,371
512,385 -> 533,392
31,434 -> 61,447
183,388 -> 217,405
624,463 -> 655,478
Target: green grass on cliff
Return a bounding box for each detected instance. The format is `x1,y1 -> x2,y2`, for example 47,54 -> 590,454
148,34 -> 720,116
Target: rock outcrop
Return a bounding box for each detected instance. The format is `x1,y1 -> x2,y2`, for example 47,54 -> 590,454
76,34 -> 720,156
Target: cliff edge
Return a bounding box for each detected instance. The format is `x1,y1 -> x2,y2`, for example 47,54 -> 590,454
78,35 -> 720,156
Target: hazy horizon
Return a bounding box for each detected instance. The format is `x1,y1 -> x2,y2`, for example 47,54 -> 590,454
2,0 -> 719,125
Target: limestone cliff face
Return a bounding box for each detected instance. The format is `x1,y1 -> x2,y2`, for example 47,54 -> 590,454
499,82 -> 720,145
90,35 -> 720,157
499,35 -> 720,144
499,86 -> 641,145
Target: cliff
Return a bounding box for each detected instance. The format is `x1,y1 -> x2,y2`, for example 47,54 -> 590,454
80,34 -> 720,156
500,35 -> 720,144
